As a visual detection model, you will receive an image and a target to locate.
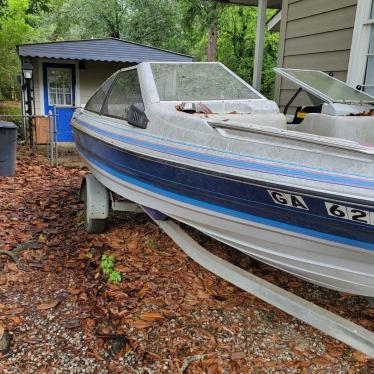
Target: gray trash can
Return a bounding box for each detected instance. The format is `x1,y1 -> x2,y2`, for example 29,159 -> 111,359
0,121 -> 17,176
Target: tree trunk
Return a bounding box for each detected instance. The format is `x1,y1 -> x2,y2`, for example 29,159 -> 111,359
207,22 -> 217,62
207,4 -> 218,62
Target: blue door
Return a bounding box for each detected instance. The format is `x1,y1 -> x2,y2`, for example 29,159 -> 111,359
43,63 -> 76,142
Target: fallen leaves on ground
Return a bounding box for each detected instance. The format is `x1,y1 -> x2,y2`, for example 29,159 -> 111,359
353,351 -> 371,363
36,299 -> 60,310
139,311 -> 163,322
0,147 -> 373,373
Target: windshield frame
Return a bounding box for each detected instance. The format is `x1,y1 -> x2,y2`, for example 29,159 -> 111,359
148,61 -> 266,103
84,65 -> 141,116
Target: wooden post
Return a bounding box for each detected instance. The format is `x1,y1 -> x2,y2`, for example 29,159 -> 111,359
253,0 -> 267,92
25,78 -> 33,147
48,110 -> 55,166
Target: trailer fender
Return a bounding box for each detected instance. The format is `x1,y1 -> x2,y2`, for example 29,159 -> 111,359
80,174 -> 109,220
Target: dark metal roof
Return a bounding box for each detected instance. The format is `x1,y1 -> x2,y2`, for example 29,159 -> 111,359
17,38 -> 192,63
215,0 -> 282,9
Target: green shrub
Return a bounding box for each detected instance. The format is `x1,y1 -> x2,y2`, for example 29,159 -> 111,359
100,255 -> 122,284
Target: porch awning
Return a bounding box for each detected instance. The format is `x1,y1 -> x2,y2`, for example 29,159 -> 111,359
17,38 -> 192,63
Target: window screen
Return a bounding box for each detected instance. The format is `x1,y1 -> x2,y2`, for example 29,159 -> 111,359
85,76 -> 115,113
102,69 -> 143,120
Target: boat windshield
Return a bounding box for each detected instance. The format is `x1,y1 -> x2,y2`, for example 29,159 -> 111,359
150,63 -> 261,101
275,68 -> 374,104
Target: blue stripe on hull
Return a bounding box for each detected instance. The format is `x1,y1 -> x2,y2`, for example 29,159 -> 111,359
74,129 -> 374,251
74,118 -> 374,190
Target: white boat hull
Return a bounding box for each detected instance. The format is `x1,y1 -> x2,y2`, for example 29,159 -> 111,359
87,158 -> 374,297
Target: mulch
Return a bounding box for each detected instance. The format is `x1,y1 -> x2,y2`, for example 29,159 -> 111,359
0,147 -> 373,373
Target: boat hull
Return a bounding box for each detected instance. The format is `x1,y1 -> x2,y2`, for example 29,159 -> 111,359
73,127 -> 374,296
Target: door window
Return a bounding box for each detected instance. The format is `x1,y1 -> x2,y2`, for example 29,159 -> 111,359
102,69 -> 143,120
47,68 -> 73,106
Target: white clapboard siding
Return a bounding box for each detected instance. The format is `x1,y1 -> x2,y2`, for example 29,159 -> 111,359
79,61 -> 126,106
275,0 -> 358,114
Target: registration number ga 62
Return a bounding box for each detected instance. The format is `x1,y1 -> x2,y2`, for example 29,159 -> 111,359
325,202 -> 374,225
268,189 -> 374,226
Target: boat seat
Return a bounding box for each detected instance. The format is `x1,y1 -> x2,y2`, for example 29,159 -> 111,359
289,113 -> 374,145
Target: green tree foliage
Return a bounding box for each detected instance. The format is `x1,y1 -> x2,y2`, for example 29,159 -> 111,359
216,5 -> 278,98
0,0 -> 33,100
0,0 -> 8,18
48,0 -> 128,39
178,1 -> 278,97
0,0 -> 55,100
48,0 -> 189,52
178,0 -> 221,61
0,0 -> 279,100
124,0 -> 188,52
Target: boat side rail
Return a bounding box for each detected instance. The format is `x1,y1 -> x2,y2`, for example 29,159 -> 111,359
207,120 -> 374,156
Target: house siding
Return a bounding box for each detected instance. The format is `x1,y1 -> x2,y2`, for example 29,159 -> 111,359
79,61 -> 125,106
274,0 -> 358,114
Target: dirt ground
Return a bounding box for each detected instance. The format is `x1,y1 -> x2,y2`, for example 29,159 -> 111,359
0,101 -> 22,118
0,147 -> 373,373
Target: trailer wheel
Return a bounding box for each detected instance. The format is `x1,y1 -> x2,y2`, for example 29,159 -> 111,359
81,181 -> 107,234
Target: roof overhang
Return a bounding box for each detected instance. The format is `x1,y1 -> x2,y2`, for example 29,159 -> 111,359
16,38 -> 192,63
215,0 -> 282,9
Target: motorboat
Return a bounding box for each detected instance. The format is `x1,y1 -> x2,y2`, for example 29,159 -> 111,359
71,62 -> 374,297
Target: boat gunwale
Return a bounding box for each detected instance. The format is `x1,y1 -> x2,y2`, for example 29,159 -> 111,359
72,123 -> 374,210
71,117 -> 374,195
75,109 -> 374,175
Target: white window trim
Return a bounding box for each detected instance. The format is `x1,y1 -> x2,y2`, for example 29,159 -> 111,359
347,0 -> 373,89
38,58 -> 80,115
47,67 -> 73,106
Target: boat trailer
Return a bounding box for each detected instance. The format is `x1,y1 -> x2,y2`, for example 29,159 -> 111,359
81,174 -> 374,358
